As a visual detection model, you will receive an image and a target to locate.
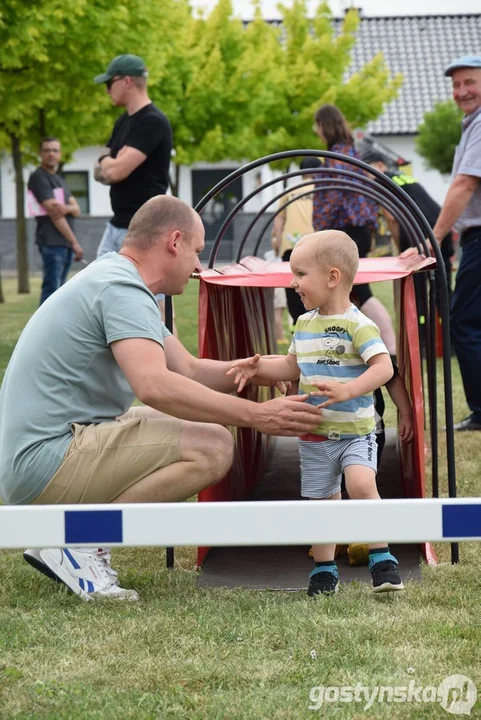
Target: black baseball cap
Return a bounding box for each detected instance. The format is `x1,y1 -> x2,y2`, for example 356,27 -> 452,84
94,54 -> 148,83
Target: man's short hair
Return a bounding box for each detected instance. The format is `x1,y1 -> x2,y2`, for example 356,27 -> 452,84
39,136 -> 60,150
124,196 -> 197,250
132,75 -> 147,90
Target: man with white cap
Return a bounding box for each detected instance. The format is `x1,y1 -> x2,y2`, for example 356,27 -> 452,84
433,56 -> 481,431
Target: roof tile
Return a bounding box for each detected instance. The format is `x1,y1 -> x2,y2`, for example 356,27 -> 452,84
333,15 -> 481,134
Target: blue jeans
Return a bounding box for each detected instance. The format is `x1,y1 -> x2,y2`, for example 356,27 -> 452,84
450,229 -> 481,422
39,245 -> 74,305
96,222 -> 128,257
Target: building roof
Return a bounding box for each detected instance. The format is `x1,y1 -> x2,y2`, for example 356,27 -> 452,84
334,14 -> 481,135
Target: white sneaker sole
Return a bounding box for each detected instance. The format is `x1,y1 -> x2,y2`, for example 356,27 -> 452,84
373,580 -> 405,593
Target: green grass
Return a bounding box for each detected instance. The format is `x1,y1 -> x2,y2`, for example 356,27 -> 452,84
0,275 -> 480,719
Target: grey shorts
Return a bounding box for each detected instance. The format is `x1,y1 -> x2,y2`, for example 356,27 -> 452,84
299,432 -> 377,499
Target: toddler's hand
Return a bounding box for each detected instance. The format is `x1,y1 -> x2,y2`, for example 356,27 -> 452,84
309,380 -> 351,407
226,354 -> 261,393
398,412 -> 414,443
275,380 -> 290,395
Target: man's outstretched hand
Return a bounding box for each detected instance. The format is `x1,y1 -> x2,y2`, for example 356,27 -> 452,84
254,394 -> 322,436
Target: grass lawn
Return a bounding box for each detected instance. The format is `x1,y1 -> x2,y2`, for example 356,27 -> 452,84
0,274 -> 480,719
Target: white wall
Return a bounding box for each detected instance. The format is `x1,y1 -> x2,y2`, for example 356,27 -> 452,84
64,147 -> 111,216
1,155 -> 17,219
376,136 -> 451,204
178,159 -> 285,214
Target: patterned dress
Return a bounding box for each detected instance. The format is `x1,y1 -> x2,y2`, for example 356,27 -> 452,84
312,143 -> 378,233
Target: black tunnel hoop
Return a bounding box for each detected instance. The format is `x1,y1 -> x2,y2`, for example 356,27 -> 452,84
246,180 -> 422,261
206,165 -> 429,267
237,169 -> 427,261
194,151 -> 437,261
194,149 -> 457,563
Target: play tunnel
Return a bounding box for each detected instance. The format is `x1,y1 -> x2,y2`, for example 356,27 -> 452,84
168,150 -> 458,587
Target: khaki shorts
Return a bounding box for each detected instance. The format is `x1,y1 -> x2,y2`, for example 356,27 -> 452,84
32,407 -> 182,505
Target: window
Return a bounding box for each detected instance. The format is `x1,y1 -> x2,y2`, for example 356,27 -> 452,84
62,171 -> 89,214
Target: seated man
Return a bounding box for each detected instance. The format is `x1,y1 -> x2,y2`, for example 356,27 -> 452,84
0,196 -> 322,602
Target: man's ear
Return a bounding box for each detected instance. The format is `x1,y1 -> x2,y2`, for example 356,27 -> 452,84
166,230 -> 182,256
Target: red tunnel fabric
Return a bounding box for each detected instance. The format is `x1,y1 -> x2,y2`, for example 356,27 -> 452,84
199,255 -> 436,287
196,255 -> 436,566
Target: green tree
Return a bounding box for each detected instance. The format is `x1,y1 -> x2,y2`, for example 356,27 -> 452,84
150,0 -> 286,189
416,100 -> 462,175
0,0 -> 188,292
1,0 -> 403,290
152,0 -> 402,186
246,0 -> 403,163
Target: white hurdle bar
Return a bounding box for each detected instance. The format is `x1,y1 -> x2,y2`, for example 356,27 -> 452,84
0,498 -> 480,549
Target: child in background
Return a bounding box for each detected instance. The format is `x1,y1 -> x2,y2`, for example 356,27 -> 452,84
374,364 -> 413,460
263,247 -> 289,345
228,230 -> 405,595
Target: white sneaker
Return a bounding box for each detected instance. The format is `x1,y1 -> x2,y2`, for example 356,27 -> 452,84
24,548 -> 63,584
38,548 -> 139,602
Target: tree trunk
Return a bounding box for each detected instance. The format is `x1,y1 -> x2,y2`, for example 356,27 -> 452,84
11,134 -> 30,294
39,108 -> 46,138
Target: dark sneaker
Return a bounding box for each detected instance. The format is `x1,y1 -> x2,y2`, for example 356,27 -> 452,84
307,570 -> 339,596
453,416 -> 481,432
370,560 -> 405,593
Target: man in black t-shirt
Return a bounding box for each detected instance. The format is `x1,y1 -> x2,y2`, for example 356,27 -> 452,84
93,54 -> 173,258
28,137 -> 83,304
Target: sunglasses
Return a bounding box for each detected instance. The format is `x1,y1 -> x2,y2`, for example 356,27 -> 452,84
106,76 -> 125,91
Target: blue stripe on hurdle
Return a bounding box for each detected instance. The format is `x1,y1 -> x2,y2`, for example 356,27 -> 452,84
64,510 -> 123,544
442,504 -> 481,538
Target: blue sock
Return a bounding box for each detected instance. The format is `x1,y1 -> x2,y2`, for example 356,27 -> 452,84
368,546 -> 398,570
310,561 -> 338,579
